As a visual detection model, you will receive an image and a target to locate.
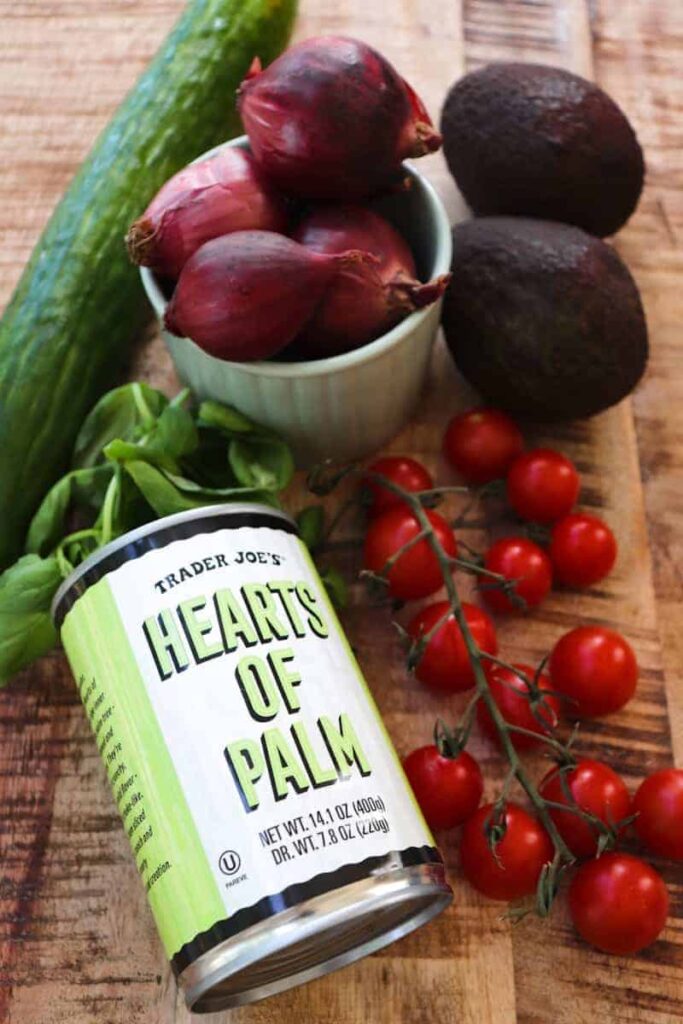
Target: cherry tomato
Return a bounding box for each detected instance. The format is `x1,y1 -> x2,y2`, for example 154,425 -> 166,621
476,663 -> 560,751
550,513 -> 617,588
403,745 -> 483,830
540,760 -> 632,857
549,626 -> 638,717
363,507 -> 457,601
480,536 -> 553,613
569,853 -> 669,955
633,768 -> 683,860
460,802 -> 553,901
443,408 -> 524,484
364,456 -> 434,517
506,448 -> 580,523
408,601 -> 498,693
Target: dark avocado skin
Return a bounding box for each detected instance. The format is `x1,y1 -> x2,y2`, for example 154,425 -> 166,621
440,63 -> 644,237
442,217 -> 648,421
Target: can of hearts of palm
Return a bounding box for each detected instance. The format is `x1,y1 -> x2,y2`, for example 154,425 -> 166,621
52,504 -> 451,1012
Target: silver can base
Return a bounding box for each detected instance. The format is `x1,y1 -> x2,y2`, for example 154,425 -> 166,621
179,862 -> 452,1012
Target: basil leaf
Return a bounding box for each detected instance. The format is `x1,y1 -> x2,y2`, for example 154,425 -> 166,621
103,402 -> 199,473
180,427 -> 240,489
123,461 -> 211,518
113,471 -> 158,535
198,401 -> 258,436
26,465 -> 113,556
163,471 -> 278,507
2,382 -> 299,684
229,437 -> 295,492
153,401 -> 198,460
125,459 -> 280,519
297,505 -> 325,551
0,555 -> 62,685
104,437 -> 183,473
73,383 -> 168,469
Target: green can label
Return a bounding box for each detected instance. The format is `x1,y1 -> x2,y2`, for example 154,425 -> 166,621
60,523 -> 434,961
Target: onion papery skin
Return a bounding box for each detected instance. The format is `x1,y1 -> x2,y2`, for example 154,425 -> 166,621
127,148 -> 289,278
237,36 -> 442,200
164,230 -> 364,362
289,259 -> 451,360
293,205 -> 416,284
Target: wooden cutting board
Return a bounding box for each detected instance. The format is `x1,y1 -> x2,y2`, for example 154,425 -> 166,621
0,1 -> 681,1022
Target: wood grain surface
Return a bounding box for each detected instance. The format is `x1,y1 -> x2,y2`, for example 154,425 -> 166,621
0,1 -> 681,1022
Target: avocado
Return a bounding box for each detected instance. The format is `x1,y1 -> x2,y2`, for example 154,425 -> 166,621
440,63 -> 644,237
442,217 -> 648,420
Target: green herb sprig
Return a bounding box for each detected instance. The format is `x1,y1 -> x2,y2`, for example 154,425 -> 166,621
0,383 -> 295,685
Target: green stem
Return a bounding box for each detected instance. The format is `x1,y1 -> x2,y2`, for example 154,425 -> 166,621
99,468 -> 121,547
131,382 -> 155,428
505,724 -> 571,757
61,528 -> 100,545
56,546 -> 73,579
422,520 -> 574,865
361,469 -> 576,869
452,556 -> 515,587
381,527 -> 429,573
541,798 -> 605,826
56,528 -> 101,577
479,653 -> 542,689
415,606 -> 452,648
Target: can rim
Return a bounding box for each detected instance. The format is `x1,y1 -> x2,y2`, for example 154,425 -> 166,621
180,862 -> 452,1012
51,502 -> 296,623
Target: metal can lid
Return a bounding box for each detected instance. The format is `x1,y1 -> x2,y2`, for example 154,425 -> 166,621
179,861 -> 452,1013
51,502 -> 297,626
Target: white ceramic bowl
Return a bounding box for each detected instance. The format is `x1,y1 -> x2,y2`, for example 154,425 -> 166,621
141,137 -> 452,464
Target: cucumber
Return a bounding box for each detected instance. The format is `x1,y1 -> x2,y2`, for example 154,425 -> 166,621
0,0 -> 296,569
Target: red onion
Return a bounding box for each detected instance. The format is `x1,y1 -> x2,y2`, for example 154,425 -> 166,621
164,230 -> 366,362
293,206 -> 416,284
237,36 -> 441,200
289,258 -> 451,360
126,148 -> 288,278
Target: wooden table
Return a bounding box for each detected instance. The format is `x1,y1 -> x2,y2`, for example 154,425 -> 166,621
1,2 -> 681,1022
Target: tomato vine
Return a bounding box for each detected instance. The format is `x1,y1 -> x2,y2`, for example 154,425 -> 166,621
308,463 -> 631,916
